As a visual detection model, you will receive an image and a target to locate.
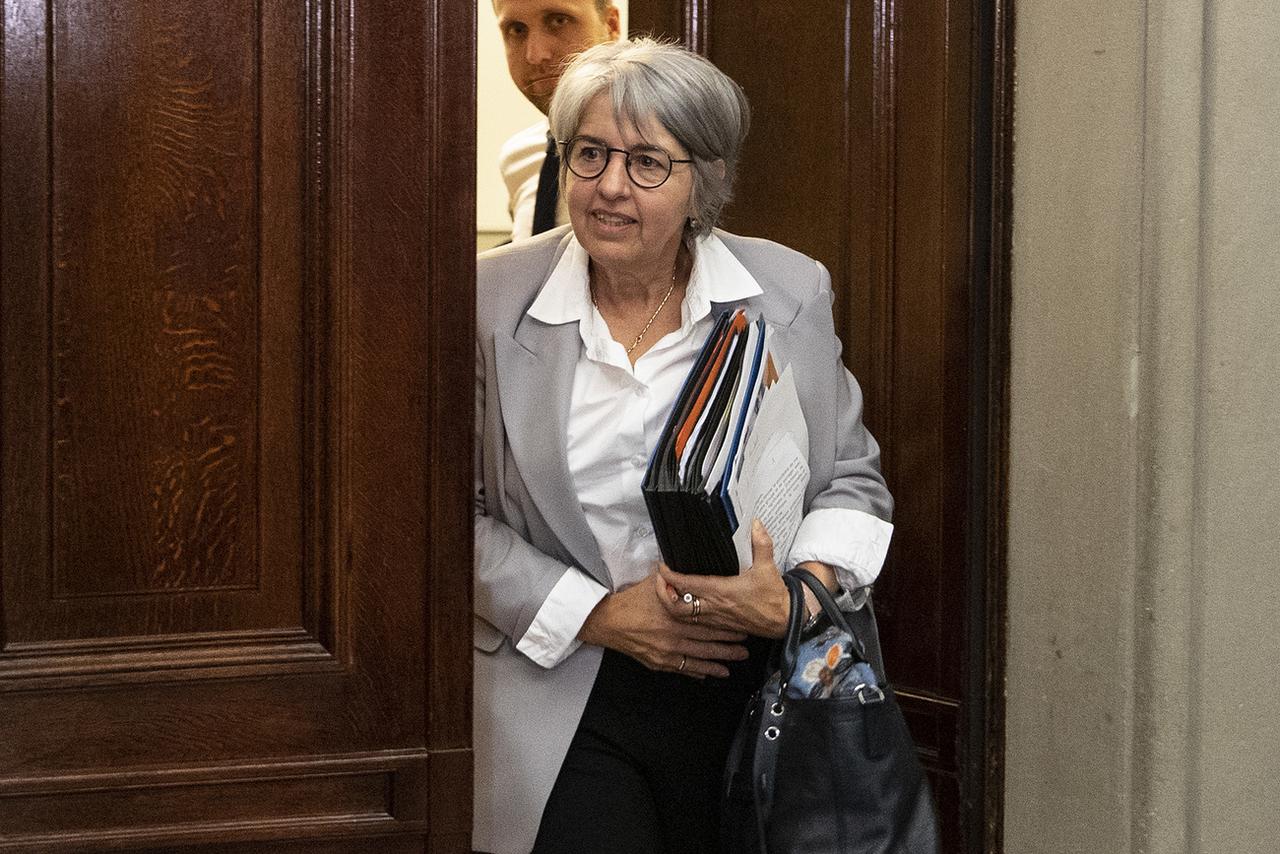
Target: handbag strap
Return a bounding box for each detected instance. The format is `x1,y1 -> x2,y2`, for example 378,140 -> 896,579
785,568 -> 868,661
773,573 -> 803,665
776,574 -> 808,693
776,570 -> 866,692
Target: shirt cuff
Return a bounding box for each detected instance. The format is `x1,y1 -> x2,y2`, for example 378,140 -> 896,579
784,507 -> 894,589
515,567 -> 610,668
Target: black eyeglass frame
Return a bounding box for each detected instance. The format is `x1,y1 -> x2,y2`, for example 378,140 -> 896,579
558,136 -> 694,189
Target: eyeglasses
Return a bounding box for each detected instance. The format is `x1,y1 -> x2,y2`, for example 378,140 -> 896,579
560,136 -> 694,189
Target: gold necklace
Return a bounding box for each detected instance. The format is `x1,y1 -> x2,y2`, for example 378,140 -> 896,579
592,263 -> 680,357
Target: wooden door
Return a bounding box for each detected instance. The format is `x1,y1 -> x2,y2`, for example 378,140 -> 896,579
629,2 -> 1012,851
0,1 -> 475,851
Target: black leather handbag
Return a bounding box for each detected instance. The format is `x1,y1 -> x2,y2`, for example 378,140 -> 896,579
721,569 -> 940,854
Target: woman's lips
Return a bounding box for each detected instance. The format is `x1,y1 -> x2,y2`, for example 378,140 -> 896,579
591,210 -> 637,229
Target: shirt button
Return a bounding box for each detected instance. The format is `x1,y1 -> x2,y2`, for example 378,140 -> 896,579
634,385 -> 648,397
632,453 -> 647,468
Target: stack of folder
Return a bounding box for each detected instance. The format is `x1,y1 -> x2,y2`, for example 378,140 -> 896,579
643,308 -> 809,576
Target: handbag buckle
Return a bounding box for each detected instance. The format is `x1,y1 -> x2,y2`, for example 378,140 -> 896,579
849,585 -> 870,610
855,683 -> 885,705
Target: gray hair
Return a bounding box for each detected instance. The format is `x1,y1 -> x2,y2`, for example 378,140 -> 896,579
548,38 -> 751,241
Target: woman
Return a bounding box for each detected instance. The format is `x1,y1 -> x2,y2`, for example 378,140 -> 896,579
474,38 -> 894,854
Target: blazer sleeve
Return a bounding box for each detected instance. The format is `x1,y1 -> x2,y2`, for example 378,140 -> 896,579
785,260 -> 894,588
473,337 -> 584,651
805,260 -> 894,521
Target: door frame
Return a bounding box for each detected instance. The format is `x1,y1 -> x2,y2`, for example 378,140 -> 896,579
964,0 -> 1014,849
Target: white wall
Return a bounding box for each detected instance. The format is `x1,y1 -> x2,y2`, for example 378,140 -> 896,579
1006,0 -> 1280,850
476,2 -> 628,235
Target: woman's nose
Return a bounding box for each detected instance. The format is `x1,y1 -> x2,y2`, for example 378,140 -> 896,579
596,152 -> 631,197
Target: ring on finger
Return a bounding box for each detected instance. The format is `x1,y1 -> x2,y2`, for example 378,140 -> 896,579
682,591 -> 702,621
677,654 -> 687,672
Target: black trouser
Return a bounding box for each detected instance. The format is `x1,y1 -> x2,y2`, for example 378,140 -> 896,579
532,647 -> 762,854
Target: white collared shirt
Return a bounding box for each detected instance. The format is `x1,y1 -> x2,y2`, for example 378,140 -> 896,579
515,234 -> 893,667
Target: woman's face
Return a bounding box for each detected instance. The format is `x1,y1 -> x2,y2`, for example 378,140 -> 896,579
566,92 -> 695,278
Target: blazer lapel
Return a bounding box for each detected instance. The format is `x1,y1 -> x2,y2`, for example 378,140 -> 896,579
494,318 -> 610,588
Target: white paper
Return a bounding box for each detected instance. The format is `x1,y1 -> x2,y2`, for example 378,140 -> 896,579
728,366 -> 811,570
749,365 -> 809,465
731,432 -> 810,569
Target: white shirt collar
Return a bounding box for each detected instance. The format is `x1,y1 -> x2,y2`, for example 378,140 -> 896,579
527,232 -> 764,328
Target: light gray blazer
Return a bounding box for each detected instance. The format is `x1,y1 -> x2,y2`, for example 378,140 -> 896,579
473,226 -> 892,854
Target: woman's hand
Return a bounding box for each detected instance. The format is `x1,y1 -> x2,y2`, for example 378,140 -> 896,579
656,520 -> 839,639
578,572 -> 750,679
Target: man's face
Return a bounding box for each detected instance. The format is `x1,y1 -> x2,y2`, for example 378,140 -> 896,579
494,0 -> 620,114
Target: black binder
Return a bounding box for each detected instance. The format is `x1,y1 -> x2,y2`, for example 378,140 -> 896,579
642,308 -> 766,575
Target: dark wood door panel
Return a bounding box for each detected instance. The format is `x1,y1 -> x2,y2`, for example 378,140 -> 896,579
1,0 -> 475,850
3,0 -> 310,652
873,0 -> 974,701
0,750 -> 430,851
48,2 -> 271,599
704,1 -> 856,297
136,840 -> 434,854
2,0 -> 337,689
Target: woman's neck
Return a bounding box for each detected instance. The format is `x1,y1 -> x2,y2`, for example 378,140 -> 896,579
591,244 -> 689,310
